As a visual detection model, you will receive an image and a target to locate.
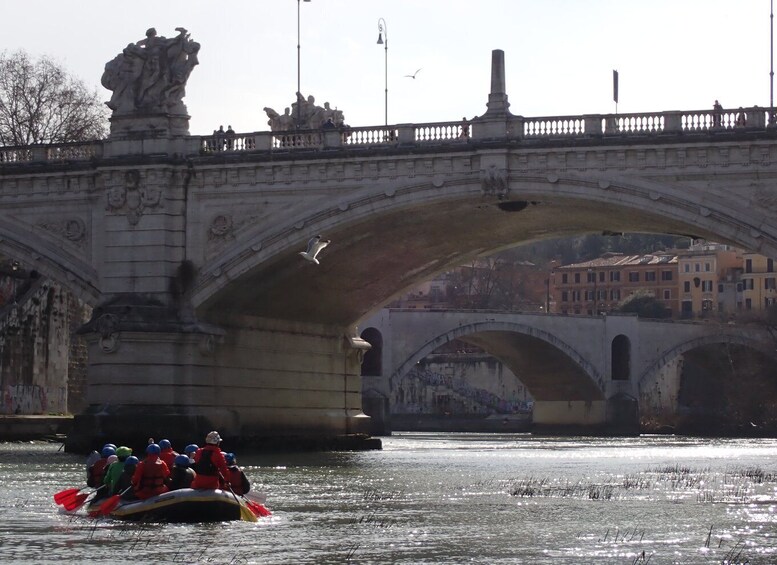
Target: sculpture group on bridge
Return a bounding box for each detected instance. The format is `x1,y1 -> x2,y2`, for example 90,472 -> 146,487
264,92 -> 345,131
102,27 -> 200,116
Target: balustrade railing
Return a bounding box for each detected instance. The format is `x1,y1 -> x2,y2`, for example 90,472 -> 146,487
1,106 -> 772,164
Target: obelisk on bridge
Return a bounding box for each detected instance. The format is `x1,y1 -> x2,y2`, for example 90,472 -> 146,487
485,49 -> 511,116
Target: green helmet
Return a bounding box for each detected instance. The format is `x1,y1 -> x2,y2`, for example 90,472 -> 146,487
116,446 -> 133,459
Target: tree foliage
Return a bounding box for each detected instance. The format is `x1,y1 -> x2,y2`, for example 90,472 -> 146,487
616,290 -> 672,319
0,50 -> 107,145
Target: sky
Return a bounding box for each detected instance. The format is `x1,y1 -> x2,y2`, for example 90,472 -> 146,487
0,1 -> 773,136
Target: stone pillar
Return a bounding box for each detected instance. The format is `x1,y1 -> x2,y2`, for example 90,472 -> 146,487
66,310 -> 378,452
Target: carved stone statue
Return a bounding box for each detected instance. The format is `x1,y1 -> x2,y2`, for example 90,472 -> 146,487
102,27 -> 200,117
264,93 -> 346,131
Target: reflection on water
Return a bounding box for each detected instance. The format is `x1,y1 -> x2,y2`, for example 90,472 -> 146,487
1,434 -> 776,564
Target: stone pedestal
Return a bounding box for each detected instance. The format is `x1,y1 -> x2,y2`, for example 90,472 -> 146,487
65,306 -> 377,452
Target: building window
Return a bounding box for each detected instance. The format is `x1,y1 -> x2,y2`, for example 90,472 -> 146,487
736,283 -> 743,292
587,272 -> 595,283
574,273 -> 580,283
769,258 -> 774,273
663,289 -> 671,299
610,271 -> 621,282
599,272 -> 605,283
561,291 -> 568,302
766,278 -> 776,290
610,289 -> 620,300
695,263 -> 700,272
628,272 -> 639,282
684,281 -> 691,292
705,263 -> 711,272
684,264 -> 690,273
645,272 -> 656,282
767,298 -> 776,307
746,298 -> 752,310
661,271 -> 673,281
744,278 -> 754,290
702,299 -> 713,311
561,273 -> 568,284
702,280 -> 713,292
718,283 -> 724,293
586,290 -> 594,300
746,259 -> 753,273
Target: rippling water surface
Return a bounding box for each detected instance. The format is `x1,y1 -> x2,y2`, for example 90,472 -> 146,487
1,433 -> 776,564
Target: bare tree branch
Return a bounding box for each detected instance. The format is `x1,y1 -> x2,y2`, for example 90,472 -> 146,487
0,50 -> 108,145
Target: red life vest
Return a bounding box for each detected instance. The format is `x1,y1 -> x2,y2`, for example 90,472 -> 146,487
160,448 -> 177,470
132,456 -> 170,499
226,466 -> 250,495
88,458 -> 109,487
191,446 -> 228,490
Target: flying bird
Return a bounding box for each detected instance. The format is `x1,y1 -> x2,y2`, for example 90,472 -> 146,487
405,68 -> 422,79
299,235 -> 331,265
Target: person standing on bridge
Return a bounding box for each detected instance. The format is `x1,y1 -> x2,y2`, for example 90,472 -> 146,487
713,100 -> 723,127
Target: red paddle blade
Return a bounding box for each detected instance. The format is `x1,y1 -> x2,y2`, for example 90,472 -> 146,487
246,500 -> 272,517
54,488 -> 82,504
63,493 -> 89,511
99,495 -> 121,516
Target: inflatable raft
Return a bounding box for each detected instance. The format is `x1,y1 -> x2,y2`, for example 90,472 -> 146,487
87,488 -> 257,522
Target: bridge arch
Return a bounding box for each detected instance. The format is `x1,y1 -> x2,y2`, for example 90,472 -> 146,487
0,222 -> 99,303
391,320 -> 605,402
191,168 -> 773,328
637,332 -> 777,391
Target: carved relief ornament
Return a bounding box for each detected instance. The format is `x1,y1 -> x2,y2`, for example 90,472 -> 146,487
105,170 -> 164,225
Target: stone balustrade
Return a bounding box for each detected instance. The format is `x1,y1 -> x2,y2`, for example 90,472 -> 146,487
0,106 -> 771,164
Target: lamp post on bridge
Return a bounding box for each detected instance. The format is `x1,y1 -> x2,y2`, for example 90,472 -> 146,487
297,0 -> 311,128
377,18 -> 388,126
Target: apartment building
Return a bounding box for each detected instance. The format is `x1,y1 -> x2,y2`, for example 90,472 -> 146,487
739,252 -> 777,313
677,244 -> 742,318
552,253 -> 678,315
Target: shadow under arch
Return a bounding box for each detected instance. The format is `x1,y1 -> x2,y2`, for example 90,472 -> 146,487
391,321 -> 605,402
637,332 -> 777,391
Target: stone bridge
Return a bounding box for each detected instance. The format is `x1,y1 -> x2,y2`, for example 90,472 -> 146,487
2,39 -> 777,449
359,309 -> 776,434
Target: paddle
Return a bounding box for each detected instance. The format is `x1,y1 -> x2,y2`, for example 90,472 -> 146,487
62,485 -> 106,512
54,487 -> 83,505
98,486 -> 132,516
220,474 -> 258,522
245,499 -> 272,517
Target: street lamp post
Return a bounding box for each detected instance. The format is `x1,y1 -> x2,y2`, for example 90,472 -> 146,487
297,0 -> 311,128
377,18 -> 388,126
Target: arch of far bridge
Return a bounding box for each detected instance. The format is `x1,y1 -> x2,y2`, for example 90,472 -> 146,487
637,332 -> 777,391
388,320 -> 605,401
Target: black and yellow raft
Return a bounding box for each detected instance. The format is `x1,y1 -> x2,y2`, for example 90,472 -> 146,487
87,488 -> 257,522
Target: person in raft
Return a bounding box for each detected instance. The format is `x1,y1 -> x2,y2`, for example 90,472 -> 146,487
168,454 -> 196,490
191,431 -> 229,490
224,452 -> 251,495
132,443 -> 170,499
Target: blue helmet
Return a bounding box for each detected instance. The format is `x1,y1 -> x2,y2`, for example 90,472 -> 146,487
159,439 -> 172,450
101,446 -> 116,458
146,443 -> 161,455
224,452 -> 236,465
124,456 -> 139,466
184,444 -> 198,454
102,443 -> 117,452
174,454 -> 190,467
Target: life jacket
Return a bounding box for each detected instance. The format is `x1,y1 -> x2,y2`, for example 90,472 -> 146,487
194,449 -> 217,476
132,456 -> 170,499
226,465 -> 250,495
169,467 -> 196,490
88,458 -> 109,487
160,448 -> 178,470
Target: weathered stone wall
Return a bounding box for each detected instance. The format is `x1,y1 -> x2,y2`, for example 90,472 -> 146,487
0,276 -> 90,415
392,353 -> 533,416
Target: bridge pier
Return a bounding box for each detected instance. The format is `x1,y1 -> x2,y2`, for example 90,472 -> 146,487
66,300 -> 377,452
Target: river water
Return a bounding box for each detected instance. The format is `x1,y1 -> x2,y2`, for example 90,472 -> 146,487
1,433 -> 776,564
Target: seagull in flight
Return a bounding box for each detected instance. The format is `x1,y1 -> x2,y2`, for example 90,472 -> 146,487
405,68 -> 422,79
299,235 -> 331,265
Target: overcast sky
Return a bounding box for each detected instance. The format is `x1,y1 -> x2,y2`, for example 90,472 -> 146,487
1,1 -> 772,135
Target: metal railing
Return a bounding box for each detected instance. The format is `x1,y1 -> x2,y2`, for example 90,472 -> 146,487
0,106 -> 771,164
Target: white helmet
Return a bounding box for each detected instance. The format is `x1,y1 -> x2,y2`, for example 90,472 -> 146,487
205,430 -> 222,445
